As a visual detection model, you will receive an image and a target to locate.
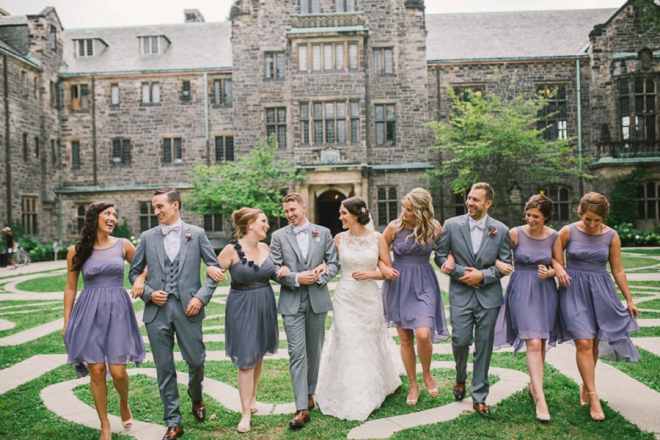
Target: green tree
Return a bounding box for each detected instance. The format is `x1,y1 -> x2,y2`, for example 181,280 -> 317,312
609,168 -> 648,226
636,0 -> 660,34
427,81 -> 586,212
186,136 -> 305,220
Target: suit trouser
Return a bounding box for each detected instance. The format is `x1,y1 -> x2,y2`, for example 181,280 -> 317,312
282,295 -> 327,411
146,295 -> 205,427
450,292 -> 500,404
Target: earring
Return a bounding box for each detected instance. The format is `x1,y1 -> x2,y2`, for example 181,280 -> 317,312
249,225 -> 254,230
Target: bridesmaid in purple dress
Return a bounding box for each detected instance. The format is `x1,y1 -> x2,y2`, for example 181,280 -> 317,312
382,188 -> 449,406
63,202 -> 146,440
493,194 -> 561,422
553,192 -> 640,422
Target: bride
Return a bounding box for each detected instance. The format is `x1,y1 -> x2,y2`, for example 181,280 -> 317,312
315,196 -> 403,421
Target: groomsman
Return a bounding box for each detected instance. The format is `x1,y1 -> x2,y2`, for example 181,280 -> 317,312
435,182 -> 511,416
270,193 -> 339,429
129,187 -> 224,440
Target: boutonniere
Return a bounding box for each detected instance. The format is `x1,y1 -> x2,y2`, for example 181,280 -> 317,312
312,230 -> 320,242
185,231 -> 192,244
488,226 -> 497,239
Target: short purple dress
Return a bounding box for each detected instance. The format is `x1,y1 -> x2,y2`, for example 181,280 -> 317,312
64,239 -> 146,377
494,227 -> 562,353
559,225 -> 640,362
382,221 -> 449,341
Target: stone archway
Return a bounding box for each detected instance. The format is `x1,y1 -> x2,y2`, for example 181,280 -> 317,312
315,190 -> 347,236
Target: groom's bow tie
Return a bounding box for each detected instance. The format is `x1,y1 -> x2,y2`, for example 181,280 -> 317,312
161,224 -> 181,235
469,220 -> 485,231
293,223 -> 310,235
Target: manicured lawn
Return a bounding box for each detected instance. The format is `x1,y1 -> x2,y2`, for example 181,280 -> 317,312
631,327 -> 660,338
605,348 -> 660,393
637,299 -> 660,311
622,248 -> 660,256
617,256 -> 660,270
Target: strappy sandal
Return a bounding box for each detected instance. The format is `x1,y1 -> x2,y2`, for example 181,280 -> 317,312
406,388 -> 419,406
424,377 -> 439,398
587,392 -> 605,421
250,398 -> 258,414
120,403 -> 133,430
237,414 -> 251,433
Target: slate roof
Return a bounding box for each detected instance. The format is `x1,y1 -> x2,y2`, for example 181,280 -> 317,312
0,15 -> 28,26
426,9 -> 617,62
61,21 -> 232,76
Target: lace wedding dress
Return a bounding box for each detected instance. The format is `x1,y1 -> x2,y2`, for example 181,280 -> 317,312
315,231 -> 403,421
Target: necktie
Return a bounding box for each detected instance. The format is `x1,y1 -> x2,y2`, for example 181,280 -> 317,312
293,223 -> 310,235
162,224 -> 181,235
470,220 -> 485,231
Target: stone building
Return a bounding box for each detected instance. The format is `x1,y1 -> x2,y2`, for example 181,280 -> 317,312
1,0 -> 659,247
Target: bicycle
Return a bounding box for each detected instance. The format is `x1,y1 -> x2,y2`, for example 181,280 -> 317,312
14,244 -> 31,266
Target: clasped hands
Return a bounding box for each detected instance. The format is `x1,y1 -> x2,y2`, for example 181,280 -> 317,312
276,263 -> 327,285
149,291 -> 204,316
440,258 -> 484,288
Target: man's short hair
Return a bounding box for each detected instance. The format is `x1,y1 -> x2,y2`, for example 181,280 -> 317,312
154,187 -> 183,210
282,192 -> 306,206
471,182 -> 495,202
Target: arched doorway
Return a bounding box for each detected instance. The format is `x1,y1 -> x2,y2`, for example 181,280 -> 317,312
316,190 -> 346,236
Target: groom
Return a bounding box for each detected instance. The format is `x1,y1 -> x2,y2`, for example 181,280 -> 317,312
129,187 -> 224,440
435,182 -> 511,417
270,193 -> 339,429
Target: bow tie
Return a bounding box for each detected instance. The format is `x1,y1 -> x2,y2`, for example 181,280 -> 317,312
162,224 -> 181,235
293,223 -> 310,235
469,220 -> 485,231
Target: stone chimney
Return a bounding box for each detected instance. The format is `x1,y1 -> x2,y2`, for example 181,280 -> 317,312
184,9 -> 205,23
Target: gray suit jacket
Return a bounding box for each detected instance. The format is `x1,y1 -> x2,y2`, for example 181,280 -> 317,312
129,221 -> 220,324
270,223 -> 339,315
434,214 -> 512,309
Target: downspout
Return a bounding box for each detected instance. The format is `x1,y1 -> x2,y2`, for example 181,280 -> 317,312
3,54 -> 11,226
204,72 -> 210,166
92,76 -> 97,185
58,192 -> 62,245
435,63 -> 444,222
576,59 -> 583,194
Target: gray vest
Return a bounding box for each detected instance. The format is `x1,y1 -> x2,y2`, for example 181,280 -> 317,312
164,254 -> 180,299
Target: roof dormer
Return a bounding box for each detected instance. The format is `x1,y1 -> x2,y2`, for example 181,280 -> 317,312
73,37 -> 108,58
139,35 -> 170,55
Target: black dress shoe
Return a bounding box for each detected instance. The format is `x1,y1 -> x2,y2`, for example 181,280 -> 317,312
308,394 -> 315,411
188,389 -> 206,422
289,409 -> 310,429
473,402 -> 492,417
453,382 -> 466,401
163,426 -> 184,440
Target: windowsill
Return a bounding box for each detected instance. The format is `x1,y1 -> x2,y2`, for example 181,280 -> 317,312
373,74 -> 397,78
296,70 -> 363,75
264,77 -> 286,81
71,109 -> 90,113
140,103 -> 161,107
212,104 -> 232,109
181,101 -> 192,105
110,104 -> 119,108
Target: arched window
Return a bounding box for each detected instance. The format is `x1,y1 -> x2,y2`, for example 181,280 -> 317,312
540,185 -> 571,222
638,181 -> 660,220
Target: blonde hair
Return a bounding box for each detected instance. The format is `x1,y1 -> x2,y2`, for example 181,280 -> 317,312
282,192 -> 306,206
232,207 -> 264,239
396,188 -> 436,246
577,192 -> 610,223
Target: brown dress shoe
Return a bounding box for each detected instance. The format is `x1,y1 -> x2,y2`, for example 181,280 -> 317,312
473,402 -> 492,417
288,409 -> 310,429
162,426 -> 184,440
453,382 -> 466,401
308,394 -> 315,411
188,389 -> 206,422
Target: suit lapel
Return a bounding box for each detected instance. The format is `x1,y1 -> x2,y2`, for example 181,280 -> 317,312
178,221 -> 189,272
285,225 -> 304,266
474,216 -> 492,264
154,226 -> 166,272
305,223 -> 318,268
459,215 -> 475,265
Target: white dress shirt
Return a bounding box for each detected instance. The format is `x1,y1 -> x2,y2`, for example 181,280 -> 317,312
469,215 -> 488,254
293,220 -> 310,260
163,219 -> 182,261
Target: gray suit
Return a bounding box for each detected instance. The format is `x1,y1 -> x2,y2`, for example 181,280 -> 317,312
270,223 -> 339,411
129,221 -> 219,427
434,214 -> 511,404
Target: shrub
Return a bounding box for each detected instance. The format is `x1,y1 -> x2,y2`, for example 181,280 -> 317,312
614,223 -> 660,247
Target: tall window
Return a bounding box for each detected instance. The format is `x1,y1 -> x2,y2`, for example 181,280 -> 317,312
541,185 -> 570,222
22,133 -> 28,162
300,0 -> 320,14
50,25 -> 57,50
336,0 -> 356,12
163,137 -> 182,164
349,43 -> 358,70
112,139 -> 131,166
301,103 -> 310,144
22,197 -> 38,236
213,78 -> 232,106
142,82 -> 160,104
71,140 -> 80,169
266,52 -> 285,79
21,71 -> 28,97
302,100 -> 359,145
34,136 -> 39,159
638,181 -> 660,220
76,39 -> 94,57
537,86 -> 567,141
375,104 -> 396,146
139,202 -> 159,232
215,136 -> 234,163
204,214 -> 223,232
141,36 -> 160,54
454,192 -> 466,216
77,205 -> 86,232
182,80 -> 191,103
298,42 -> 357,72
33,75 -> 37,99
620,78 -> 656,141
266,108 -> 287,149
377,187 -> 398,226
51,139 -> 57,166
373,48 -> 394,76
350,101 -> 360,143
71,84 -> 89,111
110,84 -> 119,106
50,81 -> 58,107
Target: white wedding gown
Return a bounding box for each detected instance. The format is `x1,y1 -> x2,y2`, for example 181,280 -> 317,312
315,231 -> 403,421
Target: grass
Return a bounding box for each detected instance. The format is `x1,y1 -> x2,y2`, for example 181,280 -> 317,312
636,299 -> 660,310
622,248 -> 660,256
631,327 -> 660,338
629,281 -> 660,288
0,303 -> 63,337
638,311 -> 660,319
605,348 -> 660,393
616,256 -> 660,270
